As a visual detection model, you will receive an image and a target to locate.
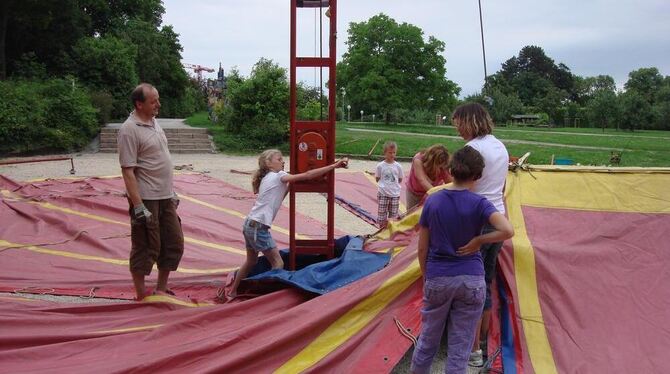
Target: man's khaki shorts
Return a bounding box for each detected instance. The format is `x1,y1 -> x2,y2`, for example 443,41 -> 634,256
129,199 -> 184,275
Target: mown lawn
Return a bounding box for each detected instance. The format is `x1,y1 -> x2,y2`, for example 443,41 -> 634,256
338,122 -> 670,167
185,112 -> 670,167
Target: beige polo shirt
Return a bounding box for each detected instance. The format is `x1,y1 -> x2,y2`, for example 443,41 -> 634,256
117,111 -> 174,200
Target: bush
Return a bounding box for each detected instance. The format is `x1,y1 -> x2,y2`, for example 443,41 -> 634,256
390,108 -> 434,124
161,83 -> 208,118
0,79 -> 98,155
220,58 -> 290,148
89,91 -> 114,125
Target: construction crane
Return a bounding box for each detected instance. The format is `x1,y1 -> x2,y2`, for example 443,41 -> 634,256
182,63 -> 215,82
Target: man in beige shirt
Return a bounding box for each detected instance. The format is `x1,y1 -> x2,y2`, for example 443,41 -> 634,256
118,83 -> 184,300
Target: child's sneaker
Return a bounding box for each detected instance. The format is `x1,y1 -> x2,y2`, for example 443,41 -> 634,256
469,349 -> 484,367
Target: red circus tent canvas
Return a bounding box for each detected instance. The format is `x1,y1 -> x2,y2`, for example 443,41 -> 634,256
1,167 -> 669,373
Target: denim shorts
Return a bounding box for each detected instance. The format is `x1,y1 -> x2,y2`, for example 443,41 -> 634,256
243,218 -> 276,252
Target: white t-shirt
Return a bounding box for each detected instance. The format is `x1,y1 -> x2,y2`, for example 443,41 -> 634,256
467,135 -> 508,214
376,160 -> 404,197
247,170 -> 289,226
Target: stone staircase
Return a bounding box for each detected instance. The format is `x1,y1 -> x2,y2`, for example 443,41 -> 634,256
98,127 -> 215,153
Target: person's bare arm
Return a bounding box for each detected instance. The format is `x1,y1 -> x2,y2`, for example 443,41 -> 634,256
457,212 -> 514,255
412,157 -> 434,191
418,226 -> 429,276
121,167 -> 142,206
281,158 -> 349,183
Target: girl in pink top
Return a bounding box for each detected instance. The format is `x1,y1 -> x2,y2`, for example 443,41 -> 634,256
405,144 -> 452,210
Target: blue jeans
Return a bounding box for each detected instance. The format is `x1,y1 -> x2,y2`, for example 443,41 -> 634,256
411,275 -> 485,374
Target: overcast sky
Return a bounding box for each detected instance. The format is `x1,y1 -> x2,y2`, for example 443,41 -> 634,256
162,0 -> 670,97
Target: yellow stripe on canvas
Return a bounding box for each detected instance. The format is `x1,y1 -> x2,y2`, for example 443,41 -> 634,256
505,173 -> 558,374
0,240 -> 235,275
275,258 -> 421,373
515,171 -> 670,213
1,190 -> 245,256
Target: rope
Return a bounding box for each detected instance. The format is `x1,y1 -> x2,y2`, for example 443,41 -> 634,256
394,317 -> 418,346
482,346 -> 503,373
79,287 -> 99,299
0,230 -> 89,252
13,287 -> 55,295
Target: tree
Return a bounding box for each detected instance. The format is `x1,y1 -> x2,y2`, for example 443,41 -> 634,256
1,0 -> 91,79
624,67 -> 664,104
501,46 -> 574,92
464,89 -> 523,124
652,83 -> 670,130
223,58 -> 289,147
71,36 -> 138,117
81,0 -> 164,35
337,14 -> 459,123
297,83 -> 327,120
112,20 -> 189,117
586,90 -> 619,131
532,86 -> 568,125
1,0 -> 196,116
573,75 -> 616,105
490,45 -> 582,124
620,90 -> 653,131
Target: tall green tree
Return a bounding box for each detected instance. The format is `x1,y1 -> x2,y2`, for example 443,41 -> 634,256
651,82 -> 670,130
623,68 -> 668,129
71,36 -> 138,117
222,58 -> 289,148
337,14 -> 459,123
500,46 -> 574,90
497,45 -> 574,107
1,0 -> 91,78
586,90 -> 620,131
624,67 -> 664,104
620,90 -> 653,131
112,19 -> 189,117
573,75 -> 616,105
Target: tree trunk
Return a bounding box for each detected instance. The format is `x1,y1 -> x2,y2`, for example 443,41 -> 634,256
0,1 -> 10,80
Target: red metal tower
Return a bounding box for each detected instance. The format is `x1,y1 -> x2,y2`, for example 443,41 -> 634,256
289,0 -> 337,270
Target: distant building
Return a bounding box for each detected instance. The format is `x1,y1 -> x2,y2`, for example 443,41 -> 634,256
511,114 -> 540,125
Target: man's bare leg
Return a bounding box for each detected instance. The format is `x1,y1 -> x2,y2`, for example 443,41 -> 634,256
156,269 -> 170,293
132,272 -> 147,300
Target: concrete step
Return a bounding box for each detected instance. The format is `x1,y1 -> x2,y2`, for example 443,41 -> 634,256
100,128 -> 209,134
100,138 -> 212,145
99,126 -> 215,154
100,134 -> 210,142
99,146 -> 215,154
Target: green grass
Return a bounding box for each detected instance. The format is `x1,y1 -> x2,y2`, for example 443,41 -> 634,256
185,112 -> 670,166
337,122 -> 670,166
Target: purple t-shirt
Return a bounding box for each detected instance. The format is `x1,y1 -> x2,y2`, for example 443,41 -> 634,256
419,189 -> 498,278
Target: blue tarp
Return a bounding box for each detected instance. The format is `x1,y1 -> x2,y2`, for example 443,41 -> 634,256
246,236 -> 391,295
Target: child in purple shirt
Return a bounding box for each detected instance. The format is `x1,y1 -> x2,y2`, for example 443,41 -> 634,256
411,146 -> 514,374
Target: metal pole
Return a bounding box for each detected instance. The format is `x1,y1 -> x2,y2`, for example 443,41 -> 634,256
478,0 -> 488,90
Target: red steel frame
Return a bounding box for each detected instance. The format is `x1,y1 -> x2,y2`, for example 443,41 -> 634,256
289,0 -> 337,270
